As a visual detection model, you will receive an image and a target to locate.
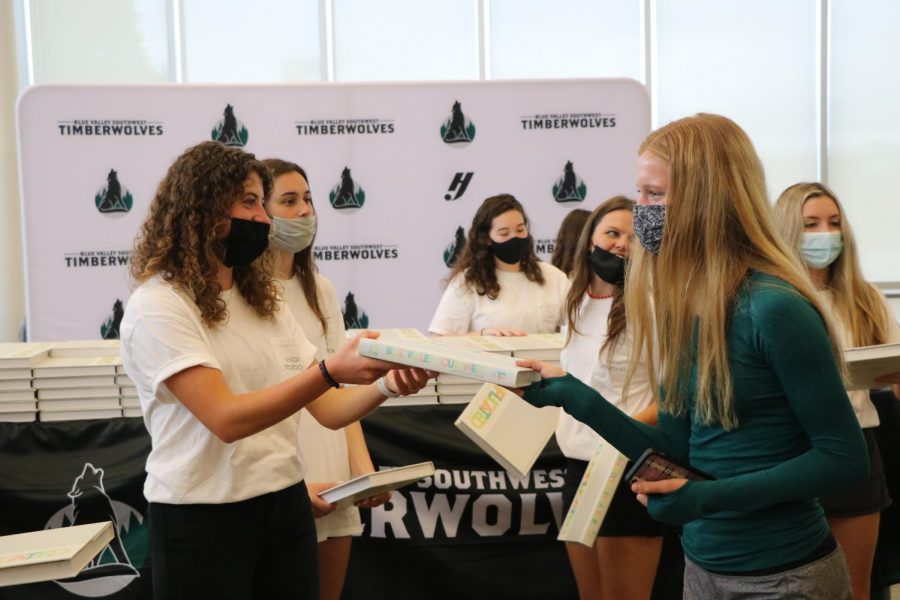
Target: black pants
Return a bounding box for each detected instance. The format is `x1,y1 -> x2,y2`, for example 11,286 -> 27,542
148,481 -> 318,600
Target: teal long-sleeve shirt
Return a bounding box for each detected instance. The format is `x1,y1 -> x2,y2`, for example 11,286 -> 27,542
525,273 -> 868,572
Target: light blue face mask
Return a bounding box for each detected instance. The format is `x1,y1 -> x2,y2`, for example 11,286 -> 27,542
799,231 -> 843,269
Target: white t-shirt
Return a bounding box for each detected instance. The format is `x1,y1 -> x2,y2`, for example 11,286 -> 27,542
280,273 -> 363,541
556,294 -> 655,461
819,287 -> 900,429
428,261 -> 570,335
120,276 -> 318,504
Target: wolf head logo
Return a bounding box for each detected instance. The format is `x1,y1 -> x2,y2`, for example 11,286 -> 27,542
552,160 -> 587,203
342,292 -> 369,329
65,463 -> 138,576
441,100 -> 476,144
95,170 -> 132,214
329,167 -> 366,210
212,104 -> 249,147
101,299 -> 124,340
444,226 -> 467,267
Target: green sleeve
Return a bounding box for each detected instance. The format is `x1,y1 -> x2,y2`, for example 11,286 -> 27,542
524,373 -> 691,461
647,288 -> 869,525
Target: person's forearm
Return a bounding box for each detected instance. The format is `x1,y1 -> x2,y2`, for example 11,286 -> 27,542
526,375 -> 688,461
167,363 -> 333,443
345,422 -> 376,476
307,384 -> 386,430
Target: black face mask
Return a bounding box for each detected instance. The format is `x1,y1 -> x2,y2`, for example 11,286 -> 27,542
490,236 -> 530,265
222,218 -> 270,268
589,246 -> 625,285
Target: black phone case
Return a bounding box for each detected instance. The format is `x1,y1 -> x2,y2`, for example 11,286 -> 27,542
624,448 -> 714,483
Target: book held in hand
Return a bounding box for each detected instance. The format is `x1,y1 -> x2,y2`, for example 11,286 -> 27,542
358,338 -> 540,387
0,521 -> 114,587
557,440 -> 628,547
843,342 -> 900,390
319,462 -> 436,508
454,383 -> 558,479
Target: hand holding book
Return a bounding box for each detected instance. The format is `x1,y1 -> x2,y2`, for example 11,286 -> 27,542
631,478 -> 688,508
385,367 -> 436,396
481,327 -> 527,337
874,371 -> 900,385
328,331 -> 433,390
306,481 -> 340,518
513,358 -> 573,408
354,489 -> 392,508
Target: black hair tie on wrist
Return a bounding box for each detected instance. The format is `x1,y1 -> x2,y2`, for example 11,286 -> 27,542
318,359 -> 340,388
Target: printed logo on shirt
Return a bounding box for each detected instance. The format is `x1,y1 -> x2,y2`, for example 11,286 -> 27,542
443,226 -> 466,268
342,291 -> 370,329
95,169 -> 134,214
57,119 -> 164,136
101,299 -> 124,340
210,104 -> 249,147
329,167 -> 366,210
43,463 -> 147,597
552,161 -> 587,204
440,101 -> 476,145
520,112 -> 617,131
444,172 -> 474,201
294,118 -> 395,136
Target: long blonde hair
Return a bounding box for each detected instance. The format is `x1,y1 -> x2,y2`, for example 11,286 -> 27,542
774,182 -> 892,347
623,114 -> 842,429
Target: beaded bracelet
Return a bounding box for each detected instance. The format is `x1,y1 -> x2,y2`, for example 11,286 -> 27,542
318,359 -> 340,389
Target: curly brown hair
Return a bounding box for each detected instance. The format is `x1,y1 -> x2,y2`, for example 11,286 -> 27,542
261,158 -> 328,336
447,194 -> 545,299
130,141 -> 278,327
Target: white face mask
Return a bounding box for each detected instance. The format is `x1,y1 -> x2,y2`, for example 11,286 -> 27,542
799,231 -> 843,269
270,215 -> 316,253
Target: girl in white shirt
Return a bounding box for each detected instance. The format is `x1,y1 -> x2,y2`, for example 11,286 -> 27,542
120,141 -> 430,599
775,182 -> 900,600
429,193 -> 569,336
557,196 -> 662,599
263,158 -> 389,600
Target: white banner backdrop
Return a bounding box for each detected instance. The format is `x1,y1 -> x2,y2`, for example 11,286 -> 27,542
17,81 -> 649,341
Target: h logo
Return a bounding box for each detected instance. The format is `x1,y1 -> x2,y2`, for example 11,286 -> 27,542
444,172 -> 474,201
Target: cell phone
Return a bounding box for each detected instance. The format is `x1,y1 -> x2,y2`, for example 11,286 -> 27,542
624,449 -> 714,484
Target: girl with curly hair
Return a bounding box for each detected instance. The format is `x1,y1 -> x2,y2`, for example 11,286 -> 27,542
428,193 -> 569,336
520,114 -> 869,598
120,141 -> 430,599
775,182 -> 900,600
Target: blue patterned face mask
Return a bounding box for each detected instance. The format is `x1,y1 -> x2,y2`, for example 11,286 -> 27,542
800,231 -> 842,269
632,204 -> 666,255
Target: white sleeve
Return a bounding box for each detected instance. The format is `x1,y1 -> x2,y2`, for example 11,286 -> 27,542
121,289 -> 220,402
543,263 -> 571,328
428,275 -> 475,335
316,275 -> 347,356
557,271 -> 572,327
